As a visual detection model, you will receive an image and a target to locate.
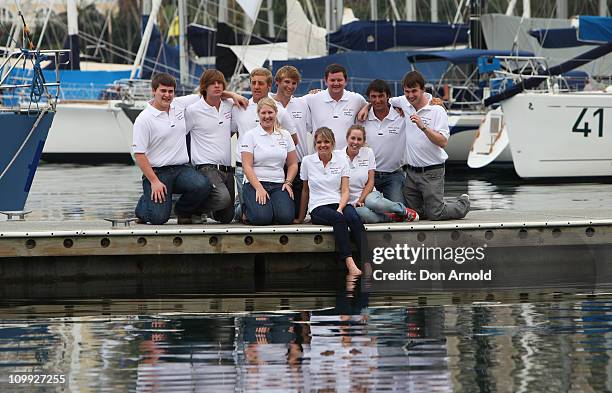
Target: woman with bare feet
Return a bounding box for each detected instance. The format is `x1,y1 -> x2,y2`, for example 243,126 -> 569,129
294,127 -> 364,275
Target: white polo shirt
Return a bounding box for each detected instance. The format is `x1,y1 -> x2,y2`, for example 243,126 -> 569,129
274,95 -> 311,161
306,89 -> 367,150
240,125 -> 296,183
361,107 -> 406,172
335,147 -> 376,205
132,93 -> 199,168
231,98 -> 297,163
186,97 -> 233,166
389,94 -> 449,166
300,152 -> 350,212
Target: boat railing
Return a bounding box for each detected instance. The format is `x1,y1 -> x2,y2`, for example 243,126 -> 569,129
0,48 -> 70,111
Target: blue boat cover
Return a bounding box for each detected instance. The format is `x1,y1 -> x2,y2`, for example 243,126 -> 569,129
578,16 -> 612,44
528,28 -> 582,48
272,51 -> 448,96
406,49 -> 533,65
327,20 -> 468,54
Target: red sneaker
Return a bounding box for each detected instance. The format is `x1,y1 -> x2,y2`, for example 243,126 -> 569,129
403,208 -> 420,222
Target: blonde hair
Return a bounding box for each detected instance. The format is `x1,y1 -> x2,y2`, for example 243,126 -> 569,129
257,97 -> 280,131
313,127 -> 335,149
275,65 -> 301,83
346,124 -> 366,142
250,67 -> 273,86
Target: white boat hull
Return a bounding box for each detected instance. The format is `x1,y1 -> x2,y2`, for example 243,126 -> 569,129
501,92 -> 612,178
446,112 -> 512,163
42,101 -> 134,163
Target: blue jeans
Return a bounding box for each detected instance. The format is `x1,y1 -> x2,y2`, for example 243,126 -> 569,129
356,190 -> 407,223
310,204 -> 365,261
135,165 -> 211,225
243,181 -> 295,225
374,169 -> 406,205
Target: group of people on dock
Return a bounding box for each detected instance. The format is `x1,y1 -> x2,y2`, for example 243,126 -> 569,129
132,64 -> 470,274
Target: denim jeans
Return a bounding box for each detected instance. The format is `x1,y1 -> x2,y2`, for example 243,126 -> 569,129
243,181 -> 295,225
310,204 -> 365,261
135,165 -> 211,225
285,162 -> 303,219
356,190 -> 407,223
374,169 -> 406,205
234,166 -> 245,220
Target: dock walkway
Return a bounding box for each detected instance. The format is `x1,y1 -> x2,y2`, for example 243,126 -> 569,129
1,208 -> 611,283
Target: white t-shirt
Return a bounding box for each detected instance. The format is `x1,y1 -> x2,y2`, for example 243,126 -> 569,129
361,107 -> 406,172
306,89 -> 367,150
131,94 -> 199,168
300,152 -> 350,212
240,125 -> 296,183
389,94 -> 449,166
274,95 -> 311,161
231,98 -> 297,163
335,147 -> 376,205
186,97 -> 233,166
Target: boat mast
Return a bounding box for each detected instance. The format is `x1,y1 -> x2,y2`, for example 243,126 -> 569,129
178,0 -> 189,86
405,0 -> 416,20
469,0 -> 486,49
600,0 -> 608,16
130,0 -> 162,80
556,0 -> 567,19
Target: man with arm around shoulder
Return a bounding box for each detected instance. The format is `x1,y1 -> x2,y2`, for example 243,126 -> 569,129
401,71 -> 470,221
133,73 -> 211,225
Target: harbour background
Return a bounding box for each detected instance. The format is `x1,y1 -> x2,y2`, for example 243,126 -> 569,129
1,163 -> 611,391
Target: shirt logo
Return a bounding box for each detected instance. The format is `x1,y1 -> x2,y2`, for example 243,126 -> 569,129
176,111 -> 184,121
342,107 -> 354,117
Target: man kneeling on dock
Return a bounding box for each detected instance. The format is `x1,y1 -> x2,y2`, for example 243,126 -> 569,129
133,73 -> 211,225
395,71 -> 470,220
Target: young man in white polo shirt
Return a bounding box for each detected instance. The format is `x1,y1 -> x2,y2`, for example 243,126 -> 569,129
186,69 -> 235,224
133,73 -> 211,225
231,67 -> 298,220
400,71 -> 469,220
360,79 -> 408,205
306,63 -> 366,150
272,65 -> 311,219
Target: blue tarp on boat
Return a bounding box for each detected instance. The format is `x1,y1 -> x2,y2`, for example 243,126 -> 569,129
528,28 -> 582,48
406,49 -> 533,65
327,20 -> 468,54
272,51 -> 448,96
578,16 -> 612,44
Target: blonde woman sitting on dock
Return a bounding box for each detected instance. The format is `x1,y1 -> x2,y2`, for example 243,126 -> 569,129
295,127 -> 364,276
336,125 -> 419,224
240,97 -> 298,225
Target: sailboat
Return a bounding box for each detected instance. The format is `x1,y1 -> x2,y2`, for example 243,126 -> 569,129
471,15 -> 612,178
1,15 -> 68,211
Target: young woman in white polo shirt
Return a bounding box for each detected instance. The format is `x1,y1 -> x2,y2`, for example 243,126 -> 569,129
240,97 -> 298,225
337,125 -> 419,224
295,127 -> 364,276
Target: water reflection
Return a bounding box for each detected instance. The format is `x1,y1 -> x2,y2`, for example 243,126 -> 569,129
3,279 -> 612,391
